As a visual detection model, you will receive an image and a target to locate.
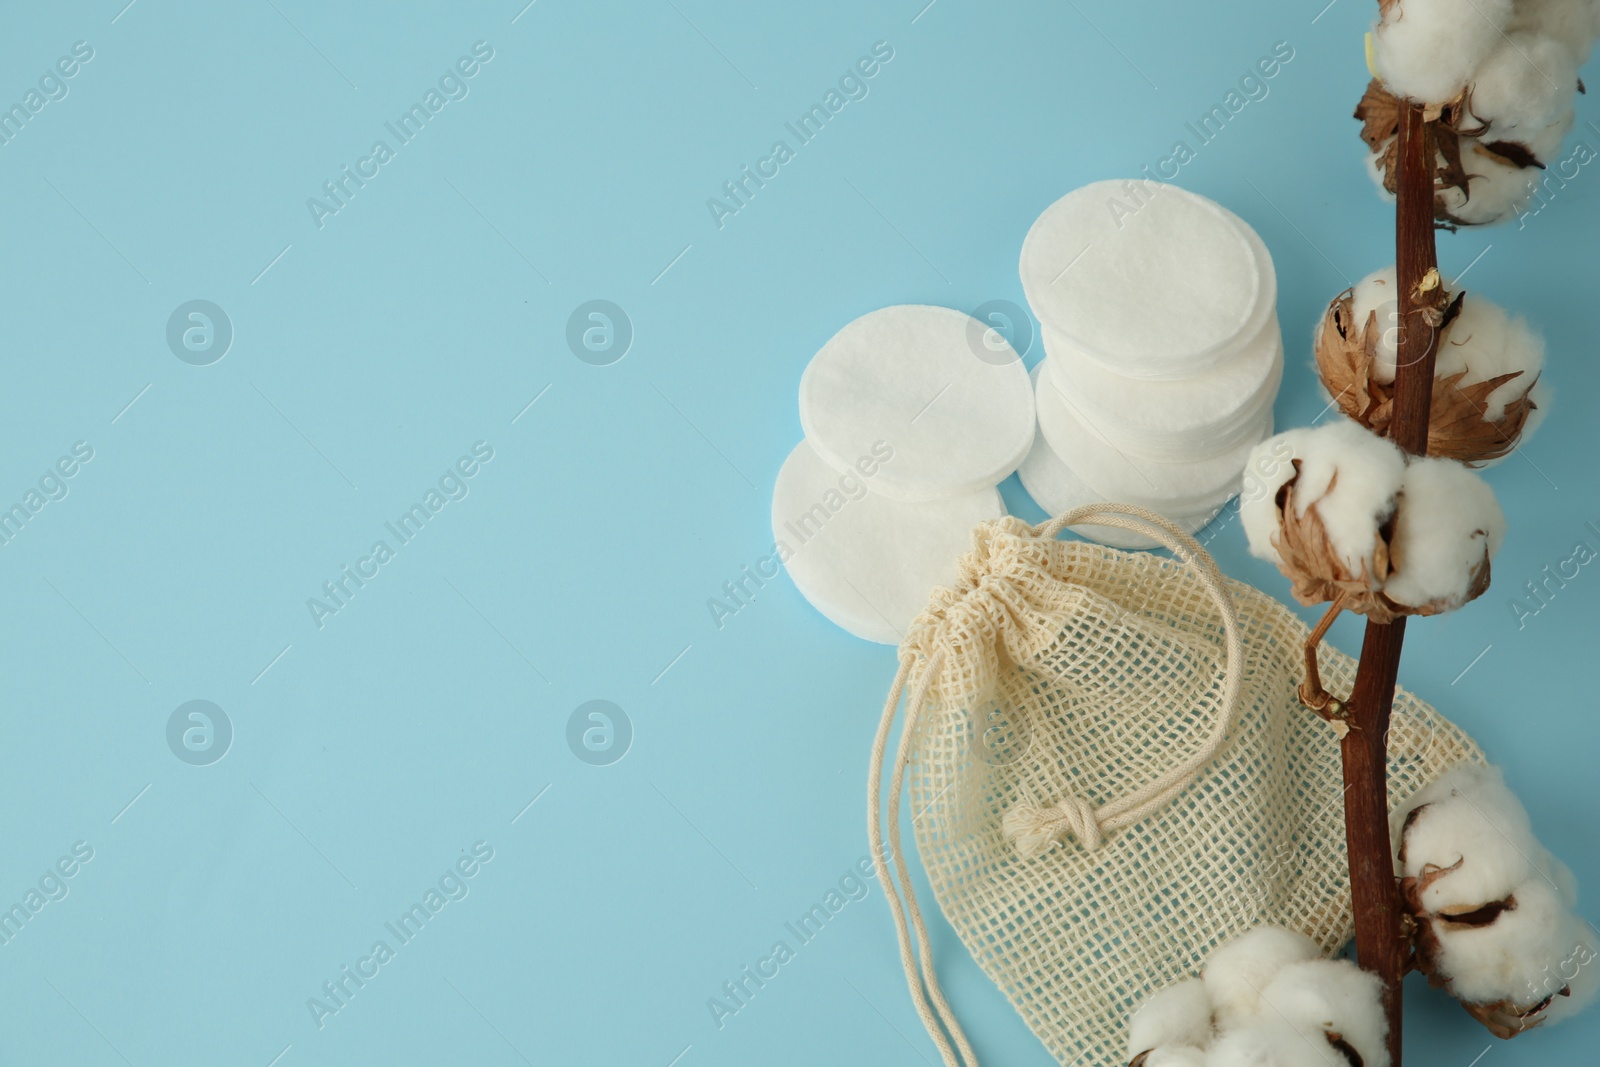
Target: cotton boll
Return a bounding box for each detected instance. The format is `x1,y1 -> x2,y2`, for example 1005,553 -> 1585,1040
1431,878 -> 1583,1005
1383,457 -> 1505,612
1425,883 -> 1599,1036
1141,1046 -> 1209,1067
1373,0 -> 1515,104
1281,420 -> 1407,577
1261,960 -> 1390,1067
1397,763 -> 1579,913
1435,295 -> 1545,422
1240,430 -> 1310,566
1202,925 -> 1322,1031
1469,32 -> 1580,147
1396,764 -> 1598,1033
1129,978 -> 1215,1057
1510,0 -> 1600,63
1395,764 -> 1540,913
1240,421 -> 1409,598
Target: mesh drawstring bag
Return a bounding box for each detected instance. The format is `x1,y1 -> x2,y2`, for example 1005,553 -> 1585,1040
867,504 -> 1482,1066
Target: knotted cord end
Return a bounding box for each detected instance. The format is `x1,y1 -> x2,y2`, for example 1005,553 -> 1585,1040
1002,796 -> 1105,857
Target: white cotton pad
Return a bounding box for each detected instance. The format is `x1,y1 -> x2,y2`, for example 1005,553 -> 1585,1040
1019,181 -> 1275,380
1043,311 -> 1284,459
1033,362 -> 1269,515
1016,423 -> 1222,550
798,305 -> 1035,503
771,439 -> 1003,645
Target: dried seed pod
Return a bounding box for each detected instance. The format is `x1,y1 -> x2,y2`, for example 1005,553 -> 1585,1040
1315,268 -> 1546,464
1241,422 -> 1503,621
1403,876 -> 1590,1038
1241,421 -> 1405,620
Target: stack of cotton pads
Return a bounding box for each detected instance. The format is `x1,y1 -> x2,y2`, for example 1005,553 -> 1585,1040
1015,180 -> 1283,549
773,305 -> 1034,644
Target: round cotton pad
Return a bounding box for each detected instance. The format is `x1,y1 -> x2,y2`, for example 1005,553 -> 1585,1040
1032,362 -> 1267,515
771,440 -> 1004,644
1016,425 -> 1223,550
798,305 -> 1035,503
1020,181 -> 1275,379
1043,311 -> 1284,459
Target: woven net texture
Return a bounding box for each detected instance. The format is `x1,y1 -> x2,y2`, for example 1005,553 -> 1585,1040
899,516 -> 1482,1067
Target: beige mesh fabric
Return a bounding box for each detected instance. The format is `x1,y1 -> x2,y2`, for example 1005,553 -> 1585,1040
867,505 -> 1482,1067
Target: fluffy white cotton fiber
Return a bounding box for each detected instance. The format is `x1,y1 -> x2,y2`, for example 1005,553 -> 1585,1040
1436,149 -> 1541,225
1372,0 -> 1516,104
1431,878 -> 1588,1008
1238,436 -> 1302,567
1511,0 -> 1600,63
1129,978 -> 1214,1057
1395,764 -> 1543,912
1205,1021 -> 1342,1067
1261,959 -> 1390,1067
1202,925 -> 1322,1030
1394,763 -> 1599,1032
1348,266 -> 1402,382
1128,928 -> 1392,1065
1340,266 -> 1545,427
1368,0 -> 1595,223
1240,420 -> 1407,574
1383,455 -> 1505,611
1435,294 -> 1546,422
1469,31 -> 1579,144
1143,1048 -> 1208,1067
1243,419 -> 1507,616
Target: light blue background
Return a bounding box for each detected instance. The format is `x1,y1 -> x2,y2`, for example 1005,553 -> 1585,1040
0,1 -> 1595,1064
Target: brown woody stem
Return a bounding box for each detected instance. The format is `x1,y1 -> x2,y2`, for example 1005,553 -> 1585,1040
1342,98 -> 1443,1067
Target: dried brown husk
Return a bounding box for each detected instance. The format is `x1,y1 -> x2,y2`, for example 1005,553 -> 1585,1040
1354,79 -> 1543,227
1269,464 -> 1407,623
1459,991 -> 1569,1040
1313,289 -> 1539,465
